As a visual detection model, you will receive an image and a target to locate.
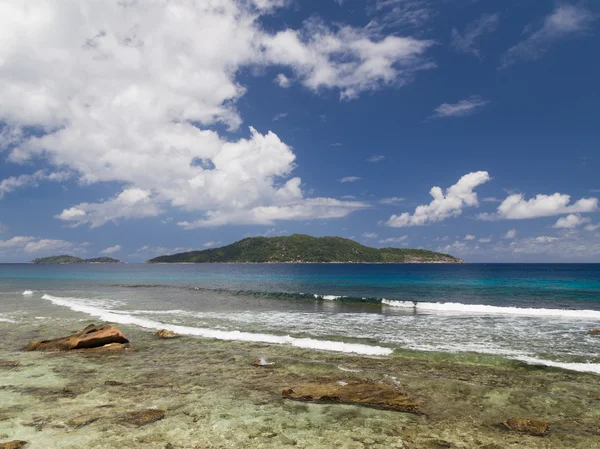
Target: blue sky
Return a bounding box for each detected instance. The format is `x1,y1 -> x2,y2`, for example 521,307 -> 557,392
0,0 -> 599,262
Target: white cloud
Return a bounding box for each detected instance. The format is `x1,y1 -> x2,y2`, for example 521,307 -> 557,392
368,0 -> 434,32
202,241 -> 221,248
534,236 -> 558,243
451,13 -> 499,59
379,235 -> 408,244
178,197 -> 368,228
274,73 -> 292,88
386,171 -> 491,227
430,96 -> 489,119
553,214 -> 591,229
480,193 -> 598,220
504,229 -> 517,239
57,188 -> 161,228
478,237 -> 492,243
585,224 -> 600,232
128,244 -> 194,260
367,155 -> 385,162
482,197 -> 502,203
0,1 -> 431,229
24,239 -> 76,254
0,170 -> 70,199
379,197 -> 405,205
339,176 -> 361,183
100,245 -> 121,255
0,236 -> 35,249
501,4 -> 596,69
464,234 -> 475,241
363,232 -> 378,238
272,112 -> 288,121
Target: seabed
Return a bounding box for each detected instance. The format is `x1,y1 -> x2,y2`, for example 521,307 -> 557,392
1,322 -> 600,449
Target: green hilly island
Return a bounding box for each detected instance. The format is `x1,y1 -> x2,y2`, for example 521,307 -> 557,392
148,234 -> 464,264
30,255 -> 123,264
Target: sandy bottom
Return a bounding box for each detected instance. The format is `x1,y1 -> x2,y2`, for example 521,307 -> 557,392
1,321 -> 600,449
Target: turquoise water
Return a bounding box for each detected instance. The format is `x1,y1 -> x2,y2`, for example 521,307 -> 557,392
1,263 -> 600,372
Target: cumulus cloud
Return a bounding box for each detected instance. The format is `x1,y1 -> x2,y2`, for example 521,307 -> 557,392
363,232 -> 378,238
464,234 -> 476,241
0,170 -> 70,199
0,1 -> 431,229
367,155 -> 385,162
478,237 -> 492,243
0,236 -> 35,249
386,171 -> 491,227
430,96 -> 489,119
451,13 -> 500,59
57,188 -> 161,228
501,4 -> 596,69
202,241 -> 221,248
24,239 -> 76,254
585,224 -> 600,232
100,245 -> 122,255
339,176 -> 361,183
274,73 -> 292,87
504,229 -> 517,239
0,236 -> 85,257
479,193 -> 598,221
553,214 -> 591,229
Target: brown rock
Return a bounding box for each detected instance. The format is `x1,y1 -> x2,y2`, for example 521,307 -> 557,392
155,329 -> 179,339
503,417 -> 549,436
23,324 -> 129,352
122,409 -> 165,426
589,329 -> 600,334
0,441 -> 28,449
0,361 -> 20,368
282,380 -> 422,415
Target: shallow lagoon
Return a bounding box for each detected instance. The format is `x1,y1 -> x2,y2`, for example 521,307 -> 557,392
2,320 -> 600,449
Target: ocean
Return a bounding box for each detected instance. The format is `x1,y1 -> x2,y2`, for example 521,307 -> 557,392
2,263 -> 599,373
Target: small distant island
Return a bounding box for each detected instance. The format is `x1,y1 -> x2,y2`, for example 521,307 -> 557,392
147,234 -> 464,264
30,255 -> 123,264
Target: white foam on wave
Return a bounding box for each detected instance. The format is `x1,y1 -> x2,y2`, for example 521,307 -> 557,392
382,299 -> 600,319
314,294 -> 344,300
22,290 -> 34,296
41,294 -> 393,356
0,316 -> 16,323
515,356 -> 600,375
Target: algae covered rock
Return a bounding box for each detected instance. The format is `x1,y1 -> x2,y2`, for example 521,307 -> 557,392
502,417 -> 549,436
23,324 -> 129,352
0,441 -> 28,449
122,409 -> 165,426
282,380 -> 422,414
155,329 -> 179,339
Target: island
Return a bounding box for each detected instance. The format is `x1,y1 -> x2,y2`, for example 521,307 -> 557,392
147,234 -> 464,264
30,255 -> 123,264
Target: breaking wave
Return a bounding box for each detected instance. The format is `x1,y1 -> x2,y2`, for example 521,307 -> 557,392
40,294 -> 393,356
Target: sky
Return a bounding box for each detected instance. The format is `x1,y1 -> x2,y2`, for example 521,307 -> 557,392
0,0 -> 599,263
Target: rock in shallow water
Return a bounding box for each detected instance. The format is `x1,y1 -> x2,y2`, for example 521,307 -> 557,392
502,417 -> 549,436
282,381 -> 422,415
155,329 -> 179,339
23,324 -> 129,352
589,329 -> 600,334
122,409 -> 165,427
0,441 -> 28,449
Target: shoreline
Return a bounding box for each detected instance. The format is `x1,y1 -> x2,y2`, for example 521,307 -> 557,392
2,322 -> 600,448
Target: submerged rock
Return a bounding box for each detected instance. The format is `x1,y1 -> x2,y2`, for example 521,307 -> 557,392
122,409 -> 165,426
0,441 -> 28,449
0,361 -> 20,368
251,357 -> 274,367
502,417 -> 549,436
282,380 -> 422,415
23,324 -> 129,352
155,329 -> 179,339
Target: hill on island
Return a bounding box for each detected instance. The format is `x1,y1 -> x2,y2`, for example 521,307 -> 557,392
30,255 -> 123,264
147,234 -> 464,264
